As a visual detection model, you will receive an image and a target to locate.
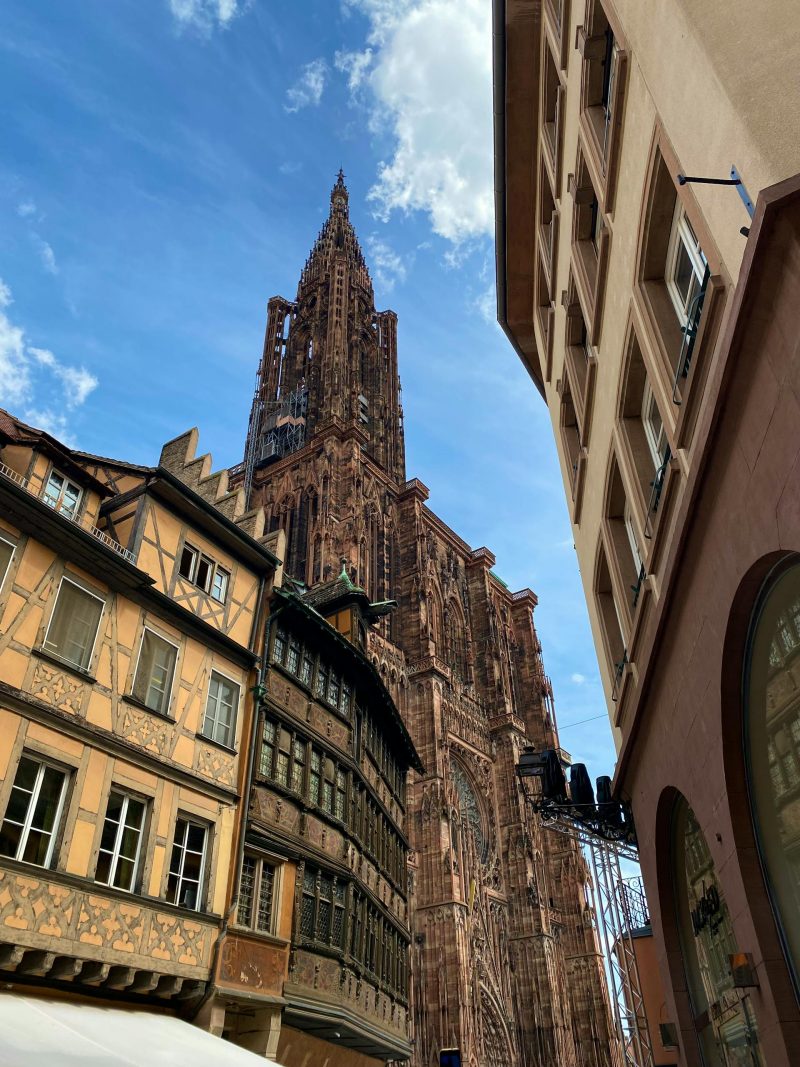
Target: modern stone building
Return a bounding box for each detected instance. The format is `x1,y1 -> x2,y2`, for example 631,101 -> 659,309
494,0 -> 800,1062
229,173 -> 618,1066
0,408 -> 281,1058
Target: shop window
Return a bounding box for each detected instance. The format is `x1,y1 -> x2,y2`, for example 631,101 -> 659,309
0,755 -> 69,868
42,469 -> 82,519
672,796 -> 764,1064
43,577 -> 104,672
132,628 -> 178,715
96,790 -> 147,892
745,560 -> 800,993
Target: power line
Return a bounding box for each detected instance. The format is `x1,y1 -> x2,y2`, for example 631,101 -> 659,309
558,713 -> 607,730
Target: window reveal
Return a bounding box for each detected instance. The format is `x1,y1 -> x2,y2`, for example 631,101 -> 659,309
166,818 -> 207,910
238,853 -> 278,933
178,542 -> 230,603
132,629 -> 178,714
42,470 -> 82,519
0,755 -> 69,868
96,791 -> 146,892
43,578 -> 105,671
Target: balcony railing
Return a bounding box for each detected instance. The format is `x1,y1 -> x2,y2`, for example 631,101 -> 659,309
0,462 -> 137,565
672,264 -> 711,404
644,448 -> 672,540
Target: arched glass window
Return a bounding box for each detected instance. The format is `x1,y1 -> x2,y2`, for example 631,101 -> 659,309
672,796 -> 764,1065
745,559 -> 800,991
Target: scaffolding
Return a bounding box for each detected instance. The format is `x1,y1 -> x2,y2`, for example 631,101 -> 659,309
243,382 -> 308,502
539,815 -> 655,1067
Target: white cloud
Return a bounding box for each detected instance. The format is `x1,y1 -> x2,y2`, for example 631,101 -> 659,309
334,49 -> 373,93
32,235 -> 58,274
168,0 -> 245,32
0,277 -> 98,435
365,234 -> 407,292
571,673 -> 586,685
341,0 -> 493,244
17,200 -> 37,218
279,161 -> 302,175
285,59 -> 328,114
476,282 -> 496,325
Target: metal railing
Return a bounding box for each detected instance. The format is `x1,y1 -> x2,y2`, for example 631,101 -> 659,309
643,448 -> 671,540
672,264 -> 710,404
0,461 -> 28,489
611,650 -> 628,703
0,462 -> 137,565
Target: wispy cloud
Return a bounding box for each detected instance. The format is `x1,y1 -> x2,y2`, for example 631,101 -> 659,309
279,161 -> 302,176
365,233 -> 407,292
285,59 -> 328,113
0,277 -> 97,444
571,673 -> 586,685
167,0 -> 247,33
340,0 -> 493,245
475,282 -> 495,324
32,235 -> 58,275
17,200 -> 37,219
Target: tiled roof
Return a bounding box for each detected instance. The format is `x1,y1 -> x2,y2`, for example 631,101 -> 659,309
301,565 -> 368,612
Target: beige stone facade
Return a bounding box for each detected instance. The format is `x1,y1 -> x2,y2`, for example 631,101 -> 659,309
495,0 -> 800,1062
0,410 -> 279,1028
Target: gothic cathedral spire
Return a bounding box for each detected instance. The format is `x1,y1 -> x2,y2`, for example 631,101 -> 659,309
242,173 -> 406,499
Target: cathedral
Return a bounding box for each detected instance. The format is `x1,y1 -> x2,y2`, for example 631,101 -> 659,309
231,173 -> 616,1067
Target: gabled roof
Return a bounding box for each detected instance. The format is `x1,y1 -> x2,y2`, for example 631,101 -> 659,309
301,563 -> 397,621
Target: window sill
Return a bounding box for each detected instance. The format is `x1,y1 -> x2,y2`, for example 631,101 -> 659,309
32,647 -> 96,685
122,693 -> 174,722
229,924 -> 290,948
196,732 -> 238,756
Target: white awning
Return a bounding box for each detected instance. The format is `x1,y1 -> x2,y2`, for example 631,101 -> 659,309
0,993 -> 280,1066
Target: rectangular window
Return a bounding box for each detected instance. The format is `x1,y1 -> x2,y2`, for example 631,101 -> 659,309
299,867 -> 345,949
96,791 -> 146,891
132,629 -> 177,715
260,720 -> 277,777
211,567 -> 229,603
0,755 -> 68,867
327,673 -> 340,707
287,637 -> 301,675
315,662 -> 328,699
340,681 -> 351,714
309,750 -> 321,806
42,470 -> 82,519
273,628 -> 287,664
666,205 -> 707,327
43,578 -> 104,671
202,671 -> 239,748
300,653 -> 314,687
335,769 -> 347,822
195,554 -> 213,593
238,853 -> 278,933
275,728 -> 290,787
179,544 -> 198,582
291,739 -> 305,793
166,817 -> 207,910
642,380 -> 668,471
0,537 -> 14,590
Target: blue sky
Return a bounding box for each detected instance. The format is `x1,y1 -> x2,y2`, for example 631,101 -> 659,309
0,0 -> 617,782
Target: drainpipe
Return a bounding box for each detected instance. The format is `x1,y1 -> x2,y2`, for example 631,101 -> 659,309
192,586 -> 286,1023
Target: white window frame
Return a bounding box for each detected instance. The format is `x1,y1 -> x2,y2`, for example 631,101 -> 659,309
166,816 -> 208,911
42,468 -> 83,519
131,626 -> 179,715
623,499 -> 642,572
0,535 -> 15,591
237,850 -> 283,934
641,379 -> 668,471
0,755 -> 69,869
42,576 -> 105,672
665,203 -> 707,327
96,790 -> 147,892
202,669 -> 240,748
178,541 -> 229,603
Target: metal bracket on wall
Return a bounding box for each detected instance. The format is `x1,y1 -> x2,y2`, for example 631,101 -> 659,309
676,165 -> 755,221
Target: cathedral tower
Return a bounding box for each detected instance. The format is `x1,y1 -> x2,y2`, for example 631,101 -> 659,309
233,177 -> 618,1067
